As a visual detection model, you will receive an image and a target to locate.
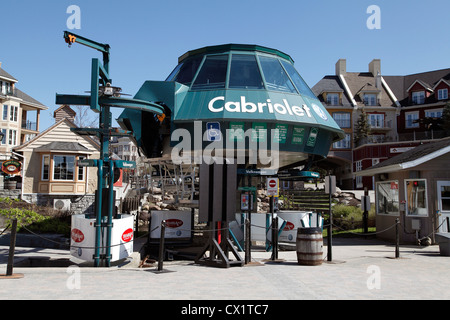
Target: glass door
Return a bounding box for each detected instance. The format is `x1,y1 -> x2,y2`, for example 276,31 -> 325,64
437,181 -> 450,232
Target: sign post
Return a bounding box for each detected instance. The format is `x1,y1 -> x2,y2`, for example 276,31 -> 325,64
325,174 -> 336,261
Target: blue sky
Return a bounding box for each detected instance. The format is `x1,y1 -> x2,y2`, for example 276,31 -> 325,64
2,0 -> 450,130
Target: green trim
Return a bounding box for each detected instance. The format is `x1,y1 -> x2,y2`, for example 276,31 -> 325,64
178,44 -> 294,64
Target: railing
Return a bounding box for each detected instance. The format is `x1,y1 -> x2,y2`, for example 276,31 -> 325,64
21,120 -> 37,131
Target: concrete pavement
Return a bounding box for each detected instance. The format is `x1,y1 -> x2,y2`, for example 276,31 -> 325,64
0,237 -> 449,300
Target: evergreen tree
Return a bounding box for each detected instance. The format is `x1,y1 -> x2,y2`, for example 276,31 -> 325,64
354,110 -> 371,146
442,101 -> 450,135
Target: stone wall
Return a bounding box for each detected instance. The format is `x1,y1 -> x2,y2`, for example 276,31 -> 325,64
22,193 -> 95,215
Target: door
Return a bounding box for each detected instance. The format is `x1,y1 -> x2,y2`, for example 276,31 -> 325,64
437,181 -> 450,232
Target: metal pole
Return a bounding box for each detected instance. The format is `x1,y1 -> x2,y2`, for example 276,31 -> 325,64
245,218 -> 250,264
94,160 -> 103,267
6,219 -> 18,276
105,160 -> 114,267
327,174 -> 333,262
395,218 -> 400,258
363,187 -> 369,235
447,217 -> 450,233
158,220 -> 166,271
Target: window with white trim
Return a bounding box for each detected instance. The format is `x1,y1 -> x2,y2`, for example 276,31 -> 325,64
376,181 -> 400,215
327,93 -> 339,106
2,105 -> 8,120
8,129 -> 16,146
405,111 -> 419,128
368,113 -> 385,128
364,94 -> 377,106
438,88 -> 448,100
78,156 -> 85,181
425,108 -> 443,118
42,155 -> 50,181
9,105 -> 18,122
405,179 -> 428,216
412,91 -> 425,104
53,155 -> 75,181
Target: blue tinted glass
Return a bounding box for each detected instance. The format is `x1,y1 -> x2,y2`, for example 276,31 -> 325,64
258,56 -> 296,93
192,55 -> 228,90
229,54 -> 264,89
281,60 -> 316,98
171,56 -> 203,85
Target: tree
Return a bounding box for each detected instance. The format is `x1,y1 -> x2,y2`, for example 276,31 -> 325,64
354,109 -> 371,146
73,105 -> 98,128
442,101 -> 450,134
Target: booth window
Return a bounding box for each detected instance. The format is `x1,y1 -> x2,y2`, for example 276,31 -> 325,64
258,56 -> 297,93
229,54 -> 264,89
53,155 -> 75,181
440,184 -> 450,211
405,179 -> 428,216
192,55 -> 228,90
376,181 -> 399,215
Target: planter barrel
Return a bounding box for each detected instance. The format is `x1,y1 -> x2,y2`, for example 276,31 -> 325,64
296,227 -> 323,266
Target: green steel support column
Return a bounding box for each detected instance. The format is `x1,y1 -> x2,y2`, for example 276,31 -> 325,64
94,159 -> 103,267
106,160 -> 114,267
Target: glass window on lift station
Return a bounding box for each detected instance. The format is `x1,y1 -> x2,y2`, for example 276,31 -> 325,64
166,49 -> 316,98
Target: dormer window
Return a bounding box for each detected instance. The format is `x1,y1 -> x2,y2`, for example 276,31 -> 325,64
364,94 -> 377,106
327,93 -> 339,106
438,88 -> 448,100
412,91 -> 425,105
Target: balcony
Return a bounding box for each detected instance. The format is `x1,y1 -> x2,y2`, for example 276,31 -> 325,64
21,120 -> 37,131
398,130 -> 447,142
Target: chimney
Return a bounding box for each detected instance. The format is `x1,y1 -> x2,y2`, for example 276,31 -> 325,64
0,62 -> 2,69
369,59 -> 381,77
335,59 -> 346,76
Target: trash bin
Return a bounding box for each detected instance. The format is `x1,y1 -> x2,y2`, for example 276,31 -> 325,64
435,233 -> 450,256
296,227 -> 323,266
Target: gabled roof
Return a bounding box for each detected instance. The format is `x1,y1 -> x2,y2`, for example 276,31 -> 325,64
14,87 -> 47,110
433,78 -> 450,90
14,117 -> 100,152
0,67 -> 18,82
343,72 -> 395,107
406,79 -> 434,92
311,76 -> 352,107
384,68 -> 450,104
355,137 -> 450,176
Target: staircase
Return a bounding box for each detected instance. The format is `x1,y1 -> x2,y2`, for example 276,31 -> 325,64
282,190 -> 331,213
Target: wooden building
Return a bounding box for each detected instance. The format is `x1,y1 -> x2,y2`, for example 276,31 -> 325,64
355,137 -> 450,244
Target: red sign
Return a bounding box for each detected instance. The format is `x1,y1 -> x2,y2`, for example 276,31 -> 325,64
165,219 -> 184,229
283,221 -> 295,231
71,228 -> 84,243
1,159 -> 21,175
390,182 -> 398,190
122,228 -> 134,242
269,179 -> 277,188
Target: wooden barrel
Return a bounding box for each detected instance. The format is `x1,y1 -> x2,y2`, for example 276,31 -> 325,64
4,181 -> 17,190
296,227 -> 323,266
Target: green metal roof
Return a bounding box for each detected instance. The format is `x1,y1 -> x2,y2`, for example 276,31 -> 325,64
178,44 -> 294,64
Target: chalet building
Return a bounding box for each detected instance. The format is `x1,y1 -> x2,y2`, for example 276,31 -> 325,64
13,106 -> 100,214
0,62 -> 47,160
313,59 -> 450,190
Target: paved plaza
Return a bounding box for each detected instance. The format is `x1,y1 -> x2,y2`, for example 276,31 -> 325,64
0,237 -> 449,301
